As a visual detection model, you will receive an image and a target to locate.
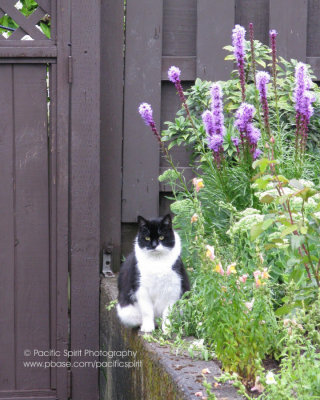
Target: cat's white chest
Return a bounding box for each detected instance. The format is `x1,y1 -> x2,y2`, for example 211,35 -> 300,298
135,232 -> 182,317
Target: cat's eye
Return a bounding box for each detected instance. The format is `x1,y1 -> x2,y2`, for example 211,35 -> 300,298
145,236 -> 151,241
159,235 -> 164,240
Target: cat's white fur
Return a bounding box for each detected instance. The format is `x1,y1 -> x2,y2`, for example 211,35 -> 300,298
117,231 -> 182,333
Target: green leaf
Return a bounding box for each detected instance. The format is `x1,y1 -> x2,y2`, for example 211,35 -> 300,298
250,222 -> 263,241
256,59 -> 266,68
280,224 -> 298,238
260,193 -> 275,204
262,218 -> 274,230
223,45 -> 234,51
291,235 -> 305,250
224,55 -> 235,61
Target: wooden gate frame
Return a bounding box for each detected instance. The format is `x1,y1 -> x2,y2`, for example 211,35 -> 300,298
0,1 -> 100,399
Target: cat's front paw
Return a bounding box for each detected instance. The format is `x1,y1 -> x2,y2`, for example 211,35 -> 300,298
140,320 -> 155,333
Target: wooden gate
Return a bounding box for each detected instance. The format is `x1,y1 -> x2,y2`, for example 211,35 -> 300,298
0,1 -> 100,399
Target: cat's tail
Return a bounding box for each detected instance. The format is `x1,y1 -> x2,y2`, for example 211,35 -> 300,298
116,303 -> 142,328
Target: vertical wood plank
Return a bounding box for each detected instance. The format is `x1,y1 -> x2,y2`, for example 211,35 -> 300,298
122,0 -> 163,222
54,0 -> 70,398
162,0 -> 197,57
197,0 -> 235,81
14,64 -> 50,390
100,0 -> 124,272
70,0 -> 100,399
0,65 -> 15,391
307,0 -> 320,57
235,0 -> 269,44
270,0 -> 308,62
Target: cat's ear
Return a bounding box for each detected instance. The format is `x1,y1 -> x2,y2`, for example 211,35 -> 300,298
162,214 -> 172,228
137,215 -> 148,227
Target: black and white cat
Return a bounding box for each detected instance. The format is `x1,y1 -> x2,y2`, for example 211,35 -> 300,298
117,214 -> 190,333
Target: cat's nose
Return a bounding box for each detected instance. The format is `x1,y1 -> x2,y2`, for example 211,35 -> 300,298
151,241 -> 158,249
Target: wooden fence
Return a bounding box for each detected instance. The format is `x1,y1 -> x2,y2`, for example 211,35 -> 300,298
101,0 -> 320,270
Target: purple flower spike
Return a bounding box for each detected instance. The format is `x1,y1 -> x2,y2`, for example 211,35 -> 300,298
247,124 -> 261,145
210,83 -> 225,136
256,71 -> 270,99
235,103 -> 261,157
234,103 -> 255,132
256,71 -> 271,137
232,25 -> 246,66
231,137 -> 240,147
168,66 -> 181,84
202,110 -> 214,136
139,103 -> 154,126
138,102 -> 161,144
232,24 -> 246,101
269,29 -> 277,37
208,134 -> 224,153
253,148 -> 262,160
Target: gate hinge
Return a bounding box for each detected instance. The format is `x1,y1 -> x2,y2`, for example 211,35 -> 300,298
102,248 -> 114,277
67,370 -> 72,398
68,56 -> 73,84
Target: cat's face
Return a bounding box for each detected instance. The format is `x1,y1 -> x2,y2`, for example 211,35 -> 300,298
137,214 -> 175,253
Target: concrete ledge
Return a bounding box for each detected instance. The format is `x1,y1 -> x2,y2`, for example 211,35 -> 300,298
100,276 -> 244,400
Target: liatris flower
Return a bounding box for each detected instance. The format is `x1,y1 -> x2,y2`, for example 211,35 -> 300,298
138,102 -> 161,143
231,136 -> 239,147
210,83 -> 225,136
207,134 -> 224,153
253,148 -> 262,160
168,66 -> 181,84
202,83 -> 226,166
232,24 -> 246,101
269,30 -> 278,80
249,23 -> 257,86
256,71 -> 271,137
294,63 -> 315,153
202,110 -> 214,136
234,103 -> 261,157
234,103 -> 255,132
167,65 -> 193,121
247,125 -> 261,145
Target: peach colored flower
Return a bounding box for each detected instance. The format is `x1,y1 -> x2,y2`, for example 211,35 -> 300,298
239,274 -> 248,283
205,245 -> 215,261
261,268 -> 270,279
192,178 -> 204,192
195,391 -> 203,397
202,368 -> 211,374
245,298 -> 255,311
215,262 -> 224,275
226,262 -> 237,275
191,213 -> 199,223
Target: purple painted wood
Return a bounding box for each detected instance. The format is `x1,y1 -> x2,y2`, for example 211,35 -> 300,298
270,0 -> 307,63
197,0 -> 235,81
70,0 -> 101,398
235,0 -> 269,44
54,0 -> 71,397
122,0 -> 163,222
162,0 -> 197,57
14,64 -> 50,390
100,0 -> 125,272
0,65 -> 15,391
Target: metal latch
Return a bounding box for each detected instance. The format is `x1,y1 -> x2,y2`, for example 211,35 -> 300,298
102,249 -> 114,277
